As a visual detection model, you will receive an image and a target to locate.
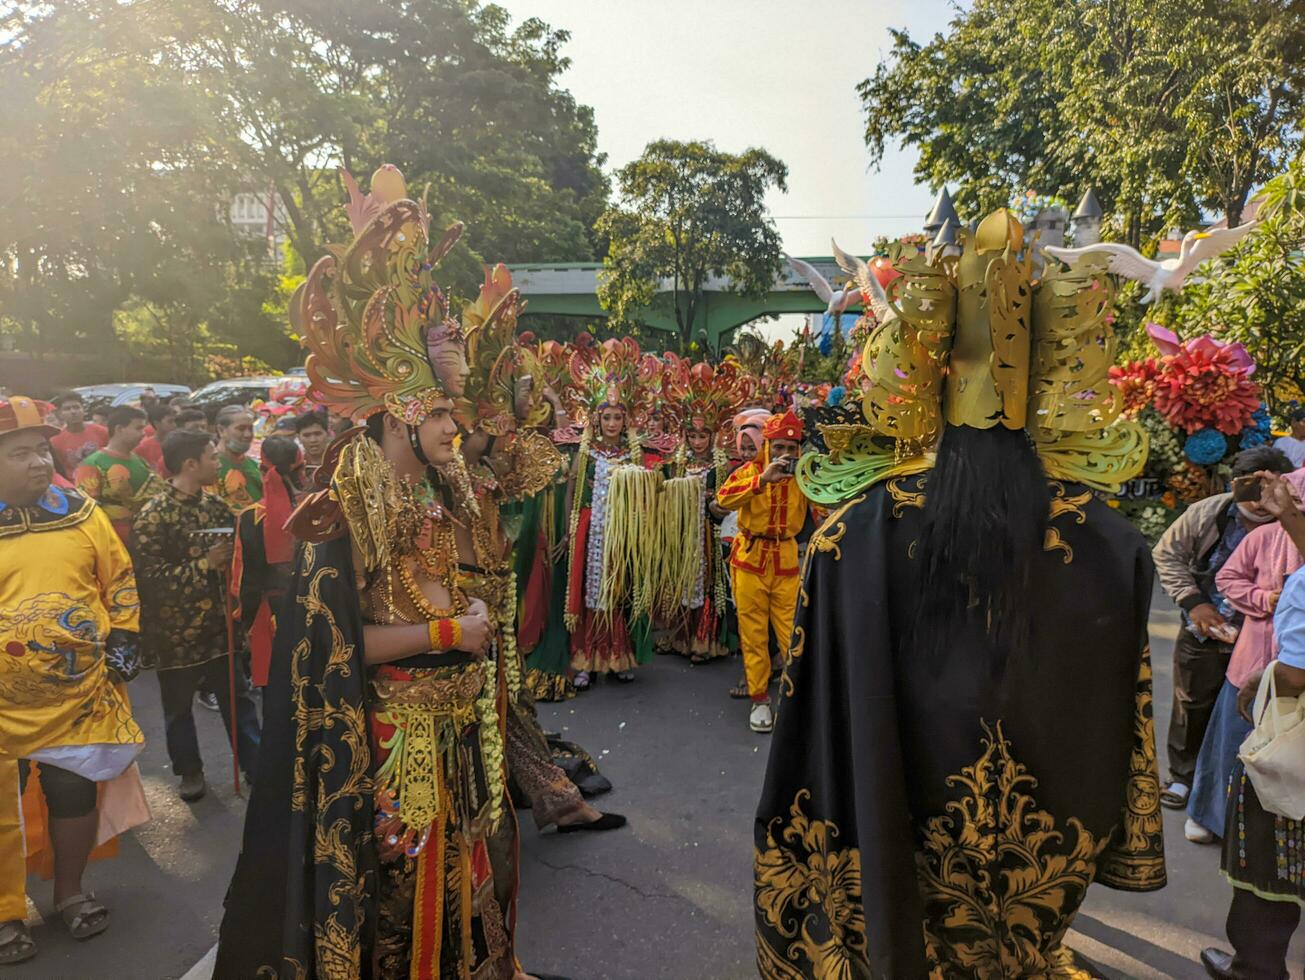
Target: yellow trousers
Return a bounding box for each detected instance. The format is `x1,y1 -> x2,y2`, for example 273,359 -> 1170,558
734,567 -> 800,701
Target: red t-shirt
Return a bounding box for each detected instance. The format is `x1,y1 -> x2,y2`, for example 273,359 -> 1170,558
50,424 -> 109,476
136,435 -> 167,476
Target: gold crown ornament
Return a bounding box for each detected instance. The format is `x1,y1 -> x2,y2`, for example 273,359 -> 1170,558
298,165 -> 468,426
796,208 -> 1148,505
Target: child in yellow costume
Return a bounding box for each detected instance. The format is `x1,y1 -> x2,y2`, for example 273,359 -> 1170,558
716,408 -> 808,733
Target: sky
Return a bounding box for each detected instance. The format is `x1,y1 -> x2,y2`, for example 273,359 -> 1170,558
498,0 -> 956,339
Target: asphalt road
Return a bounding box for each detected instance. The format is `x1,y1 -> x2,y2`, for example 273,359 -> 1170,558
9,591 -> 1302,979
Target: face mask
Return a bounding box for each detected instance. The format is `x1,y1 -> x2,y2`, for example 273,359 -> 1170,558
1237,502 -> 1275,524
227,437 -> 253,456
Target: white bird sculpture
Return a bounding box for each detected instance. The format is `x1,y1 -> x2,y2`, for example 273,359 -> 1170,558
829,240 -> 895,325
1041,221 -> 1258,303
785,254 -> 862,316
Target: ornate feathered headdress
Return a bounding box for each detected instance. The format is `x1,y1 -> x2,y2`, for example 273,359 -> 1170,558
565,337 -> 660,428
798,209 -> 1151,504
460,263 -> 530,434
298,165 -> 467,426
660,353 -> 756,438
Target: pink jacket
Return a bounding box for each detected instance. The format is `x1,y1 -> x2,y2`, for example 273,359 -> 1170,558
1216,470 -> 1305,687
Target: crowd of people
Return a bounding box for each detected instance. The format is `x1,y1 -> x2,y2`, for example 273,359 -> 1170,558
2,166 -> 1305,979
0,167 -> 818,978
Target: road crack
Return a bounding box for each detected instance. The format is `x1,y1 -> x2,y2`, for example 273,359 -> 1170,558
531,856 -> 688,904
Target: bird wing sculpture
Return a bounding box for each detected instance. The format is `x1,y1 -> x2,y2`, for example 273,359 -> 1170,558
1178,221 -> 1258,274
831,239 -> 893,324
785,255 -> 833,305
1041,241 -> 1163,286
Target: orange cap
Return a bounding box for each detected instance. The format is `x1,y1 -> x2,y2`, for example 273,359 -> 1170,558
0,396 -> 60,439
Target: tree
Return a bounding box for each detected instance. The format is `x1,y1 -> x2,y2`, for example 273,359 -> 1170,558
1165,154 -> 1305,410
860,0 -> 1305,242
596,140 -> 787,352
0,0 -> 611,384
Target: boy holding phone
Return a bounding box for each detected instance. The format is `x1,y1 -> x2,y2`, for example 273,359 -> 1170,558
716,409 -> 809,733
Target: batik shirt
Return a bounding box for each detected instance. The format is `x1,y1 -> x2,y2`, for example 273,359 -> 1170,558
132,482 -> 234,670
75,449 -> 159,544
0,487 -> 143,761
215,451 -> 263,514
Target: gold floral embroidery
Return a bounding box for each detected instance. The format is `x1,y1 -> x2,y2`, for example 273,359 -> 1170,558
1042,482 -> 1092,564
1096,646 -> 1167,890
755,789 -> 868,980
915,722 -> 1110,978
886,476 -> 927,517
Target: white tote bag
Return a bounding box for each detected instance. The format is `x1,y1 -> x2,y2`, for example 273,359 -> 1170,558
1239,665 -> 1305,820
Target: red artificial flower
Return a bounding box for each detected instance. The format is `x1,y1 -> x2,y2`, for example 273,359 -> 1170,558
1151,343 -> 1261,435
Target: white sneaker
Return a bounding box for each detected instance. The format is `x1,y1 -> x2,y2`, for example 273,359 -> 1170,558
1185,817 -> 1216,844
750,701 -> 774,733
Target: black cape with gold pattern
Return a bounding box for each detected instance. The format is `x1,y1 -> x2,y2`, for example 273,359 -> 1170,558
754,474 -> 1165,980
214,536 -> 376,979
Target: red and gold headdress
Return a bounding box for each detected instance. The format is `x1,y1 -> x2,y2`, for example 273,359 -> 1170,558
298,165 -> 467,426
661,353 -> 756,440
565,337 -> 660,428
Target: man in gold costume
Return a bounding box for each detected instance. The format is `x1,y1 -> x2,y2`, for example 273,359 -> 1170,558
0,395 -> 145,965
755,213 -> 1171,978
215,166 -> 585,979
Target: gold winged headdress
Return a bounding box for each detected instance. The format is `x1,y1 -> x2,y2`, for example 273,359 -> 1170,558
660,353 -> 757,442
798,209 -> 1149,505
298,165 -> 468,426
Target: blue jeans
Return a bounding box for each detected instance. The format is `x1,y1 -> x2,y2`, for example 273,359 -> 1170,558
1188,679 -> 1252,837
156,657 -> 261,780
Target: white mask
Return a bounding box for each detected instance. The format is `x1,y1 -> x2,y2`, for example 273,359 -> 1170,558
1237,502 -> 1275,525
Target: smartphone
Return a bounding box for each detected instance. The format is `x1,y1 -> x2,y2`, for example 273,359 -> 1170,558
1232,475 -> 1262,502
778,456 -> 796,475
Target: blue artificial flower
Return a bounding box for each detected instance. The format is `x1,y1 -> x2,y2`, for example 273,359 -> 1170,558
828,385 -> 845,407
1184,428 -> 1228,465
1240,406 -> 1272,449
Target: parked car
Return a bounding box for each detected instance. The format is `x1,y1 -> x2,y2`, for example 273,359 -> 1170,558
72,383 -> 192,414
187,376 -> 286,412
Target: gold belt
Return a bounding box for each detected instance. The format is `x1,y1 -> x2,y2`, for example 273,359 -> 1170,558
370,663 -> 486,714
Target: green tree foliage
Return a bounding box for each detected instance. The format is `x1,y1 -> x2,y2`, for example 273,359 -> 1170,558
1165,155 -> 1305,409
596,140 -> 788,352
860,0 -> 1304,243
0,0 -> 608,385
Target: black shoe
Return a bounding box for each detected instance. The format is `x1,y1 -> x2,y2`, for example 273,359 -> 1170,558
196,691 -> 220,712
557,812 -> 627,834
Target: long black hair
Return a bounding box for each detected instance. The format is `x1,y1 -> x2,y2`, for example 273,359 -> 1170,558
911,424 -> 1050,673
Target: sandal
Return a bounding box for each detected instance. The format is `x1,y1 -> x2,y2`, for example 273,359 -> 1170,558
1160,781 -> 1190,809
729,680 -> 750,699
56,892 -> 108,941
0,921 -> 36,965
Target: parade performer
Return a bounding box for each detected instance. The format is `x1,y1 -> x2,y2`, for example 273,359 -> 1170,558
0,395 -> 146,965
217,166 -> 532,979
458,266 -> 623,833
754,213 -> 1169,978
561,338 -> 660,689
660,355 -> 753,662
510,338 -> 577,701
230,434 -> 305,688
717,408 -> 808,732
